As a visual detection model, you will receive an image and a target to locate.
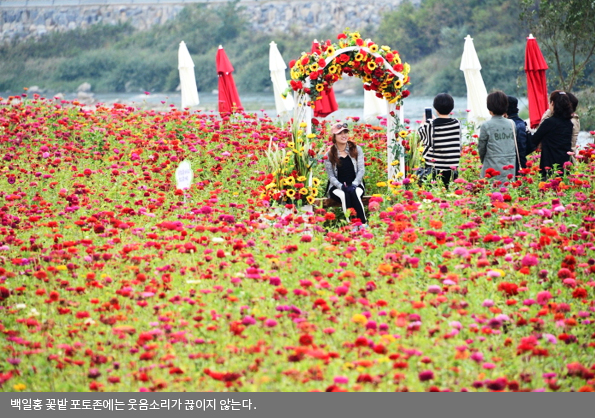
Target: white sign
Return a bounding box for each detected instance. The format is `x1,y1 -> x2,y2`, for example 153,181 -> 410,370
175,160 -> 193,190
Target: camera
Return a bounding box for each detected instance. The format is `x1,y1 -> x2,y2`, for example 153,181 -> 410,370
424,107 -> 433,121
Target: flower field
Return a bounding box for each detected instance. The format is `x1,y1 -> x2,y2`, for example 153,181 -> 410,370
1,95 -> 595,392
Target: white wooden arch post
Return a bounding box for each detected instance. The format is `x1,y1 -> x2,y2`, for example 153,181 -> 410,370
293,46 -> 406,184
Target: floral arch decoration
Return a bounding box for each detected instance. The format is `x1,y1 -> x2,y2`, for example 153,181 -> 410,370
288,30 -> 412,183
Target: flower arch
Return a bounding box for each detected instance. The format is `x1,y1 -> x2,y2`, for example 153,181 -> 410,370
288,30 -> 412,182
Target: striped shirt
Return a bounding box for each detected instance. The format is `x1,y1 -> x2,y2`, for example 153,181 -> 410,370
418,118 -> 461,170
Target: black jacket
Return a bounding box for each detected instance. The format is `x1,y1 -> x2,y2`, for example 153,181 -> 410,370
531,116 -> 573,176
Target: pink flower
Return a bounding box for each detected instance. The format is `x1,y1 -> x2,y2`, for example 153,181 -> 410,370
264,319 -> 278,328
241,316 -> 256,326
335,286 -> 349,296
300,234 -> 312,242
482,362 -> 496,369
334,376 -> 349,384
536,291 -> 552,306
521,254 -> 538,267
427,285 -> 441,294
470,352 -> 484,363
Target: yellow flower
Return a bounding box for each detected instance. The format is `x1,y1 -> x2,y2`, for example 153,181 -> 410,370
306,133 -> 316,139
394,79 -> 404,89
299,187 -> 309,195
13,384 -> 26,391
287,141 -> 295,148
312,178 -> 320,187
363,74 -> 372,83
285,176 -> 295,186
265,183 -> 276,190
404,63 -> 410,73
352,314 -> 367,325
299,122 -> 308,128
376,181 -> 387,187
326,46 -> 335,55
307,195 -> 315,204
315,84 -> 324,92
399,130 -> 408,138
310,187 -> 319,196
383,92 -> 392,99
381,45 -> 391,52
391,160 -> 400,166
297,176 -> 307,182
367,61 -> 377,71
286,189 -> 296,198
350,32 -> 361,39
369,44 -> 379,53
328,64 -> 338,74
309,63 -> 319,72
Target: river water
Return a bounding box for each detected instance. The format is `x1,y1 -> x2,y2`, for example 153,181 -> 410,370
5,89 -> 593,147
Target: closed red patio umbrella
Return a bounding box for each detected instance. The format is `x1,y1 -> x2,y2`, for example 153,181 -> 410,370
216,45 -> 243,115
311,40 -> 338,118
525,34 -> 549,129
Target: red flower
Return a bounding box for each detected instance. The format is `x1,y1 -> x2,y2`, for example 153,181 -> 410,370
497,282 -> 518,296
299,334 -> 313,346
572,288 -> 587,299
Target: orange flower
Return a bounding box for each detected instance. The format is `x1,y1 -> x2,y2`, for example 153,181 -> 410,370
402,231 -> 417,243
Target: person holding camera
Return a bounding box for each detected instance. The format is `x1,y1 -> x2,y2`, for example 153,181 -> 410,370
417,93 -> 462,189
324,122 -> 367,226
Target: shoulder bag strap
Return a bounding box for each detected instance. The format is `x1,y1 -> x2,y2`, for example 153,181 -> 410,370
510,119 -> 521,168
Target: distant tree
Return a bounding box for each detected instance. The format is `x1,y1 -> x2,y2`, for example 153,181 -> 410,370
521,0 -> 595,91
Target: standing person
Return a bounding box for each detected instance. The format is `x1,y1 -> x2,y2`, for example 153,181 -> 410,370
324,122 -> 367,226
417,93 -> 461,189
532,90 -> 574,179
540,91 -> 580,160
478,91 -> 517,182
506,96 -> 528,174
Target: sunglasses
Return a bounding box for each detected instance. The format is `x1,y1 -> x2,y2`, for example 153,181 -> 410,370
335,123 -> 348,129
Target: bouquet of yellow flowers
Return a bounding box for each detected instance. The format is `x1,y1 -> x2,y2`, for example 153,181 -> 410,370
262,123 -> 324,206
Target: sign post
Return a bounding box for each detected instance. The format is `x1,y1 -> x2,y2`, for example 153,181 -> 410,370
175,160 -> 193,204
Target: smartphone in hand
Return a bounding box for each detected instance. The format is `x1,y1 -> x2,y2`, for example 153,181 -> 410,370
424,107 -> 433,121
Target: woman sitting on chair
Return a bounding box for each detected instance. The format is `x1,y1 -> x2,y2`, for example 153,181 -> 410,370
323,122 -> 367,226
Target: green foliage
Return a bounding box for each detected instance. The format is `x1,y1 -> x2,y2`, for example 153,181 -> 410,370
378,0 -> 534,96
520,0 -> 595,91
1,0 -> 593,97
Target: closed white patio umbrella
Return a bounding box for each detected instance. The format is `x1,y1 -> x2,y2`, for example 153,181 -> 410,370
363,89 -> 387,123
178,41 -> 199,109
460,35 -> 490,125
269,41 -> 294,117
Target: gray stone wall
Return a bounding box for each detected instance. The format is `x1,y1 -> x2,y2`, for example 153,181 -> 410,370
1,0 -> 411,42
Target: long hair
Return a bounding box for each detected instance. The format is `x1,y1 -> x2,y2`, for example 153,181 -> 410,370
328,134 -> 358,167
549,90 -> 573,119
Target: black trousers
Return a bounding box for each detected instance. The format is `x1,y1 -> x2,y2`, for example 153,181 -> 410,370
329,185 -> 367,224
